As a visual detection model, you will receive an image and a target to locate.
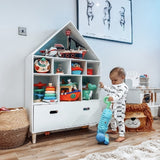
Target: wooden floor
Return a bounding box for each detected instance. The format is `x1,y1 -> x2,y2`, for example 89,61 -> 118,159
0,118 -> 160,160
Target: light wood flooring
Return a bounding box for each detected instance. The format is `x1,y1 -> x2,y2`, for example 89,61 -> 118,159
0,118 -> 160,160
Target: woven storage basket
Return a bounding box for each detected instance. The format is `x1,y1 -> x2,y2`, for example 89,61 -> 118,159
0,107 -> 29,149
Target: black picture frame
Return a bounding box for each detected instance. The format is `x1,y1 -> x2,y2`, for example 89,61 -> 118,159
77,0 -> 133,44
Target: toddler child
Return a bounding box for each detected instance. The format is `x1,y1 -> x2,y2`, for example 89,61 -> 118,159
99,67 -> 128,142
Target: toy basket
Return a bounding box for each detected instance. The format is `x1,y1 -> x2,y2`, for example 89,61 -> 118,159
0,107 -> 29,149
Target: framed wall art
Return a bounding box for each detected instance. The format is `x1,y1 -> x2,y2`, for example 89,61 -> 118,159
77,0 -> 133,44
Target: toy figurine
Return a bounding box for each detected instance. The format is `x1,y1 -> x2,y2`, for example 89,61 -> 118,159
82,83 -> 97,100
40,47 -> 57,57
48,47 -> 57,56
56,63 -> 64,74
54,44 -> 65,57
96,97 -> 112,145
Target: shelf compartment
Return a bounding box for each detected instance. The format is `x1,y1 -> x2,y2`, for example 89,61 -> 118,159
87,61 -> 100,75
33,56 -> 53,74
54,58 -> 71,74
34,75 -> 59,103
60,75 -> 82,101
71,60 -> 86,75
82,76 -> 100,100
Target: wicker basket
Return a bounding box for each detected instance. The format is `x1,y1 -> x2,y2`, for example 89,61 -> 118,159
0,107 -> 29,149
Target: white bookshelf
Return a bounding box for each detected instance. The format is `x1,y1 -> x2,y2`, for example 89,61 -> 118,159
25,22 -> 102,143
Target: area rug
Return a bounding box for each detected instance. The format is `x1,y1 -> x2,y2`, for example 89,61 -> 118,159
79,139 -> 160,160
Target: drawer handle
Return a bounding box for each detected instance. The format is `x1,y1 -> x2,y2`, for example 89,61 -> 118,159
83,107 -> 90,111
50,110 -> 58,114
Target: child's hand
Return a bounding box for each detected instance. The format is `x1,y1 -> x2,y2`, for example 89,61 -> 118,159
108,96 -> 114,101
99,82 -> 104,88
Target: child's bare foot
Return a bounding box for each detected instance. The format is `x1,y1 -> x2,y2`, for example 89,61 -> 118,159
107,130 -> 117,134
115,137 -> 126,142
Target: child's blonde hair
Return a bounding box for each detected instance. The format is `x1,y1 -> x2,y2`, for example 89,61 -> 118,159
110,67 -> 126,78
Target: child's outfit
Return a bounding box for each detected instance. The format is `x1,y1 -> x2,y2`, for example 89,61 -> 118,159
103,82 -> 128,137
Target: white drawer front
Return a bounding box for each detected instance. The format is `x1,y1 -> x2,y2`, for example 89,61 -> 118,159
33,100 -> 101,133
73,101 -> 101,126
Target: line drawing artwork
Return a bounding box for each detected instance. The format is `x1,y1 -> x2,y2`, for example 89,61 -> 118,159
86,0 -> 95,26
119,7 -> 125,30
103,0 -> 112,30
77,0 -> 132,43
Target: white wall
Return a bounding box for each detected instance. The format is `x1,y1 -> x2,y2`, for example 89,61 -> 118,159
0,0 -> 160,107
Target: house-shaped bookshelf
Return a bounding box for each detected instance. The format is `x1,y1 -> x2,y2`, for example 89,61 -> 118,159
25,21 -> 101,143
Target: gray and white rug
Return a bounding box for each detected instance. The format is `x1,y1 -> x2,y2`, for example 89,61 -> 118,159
79,139 -> 160,160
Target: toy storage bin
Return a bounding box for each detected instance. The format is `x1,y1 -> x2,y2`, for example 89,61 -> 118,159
0,107 -> 29,149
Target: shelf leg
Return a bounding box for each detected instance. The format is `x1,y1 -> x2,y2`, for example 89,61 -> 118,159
32,133 -> 37,144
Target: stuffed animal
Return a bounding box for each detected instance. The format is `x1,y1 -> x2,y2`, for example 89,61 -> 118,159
125,103 -> 153,132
